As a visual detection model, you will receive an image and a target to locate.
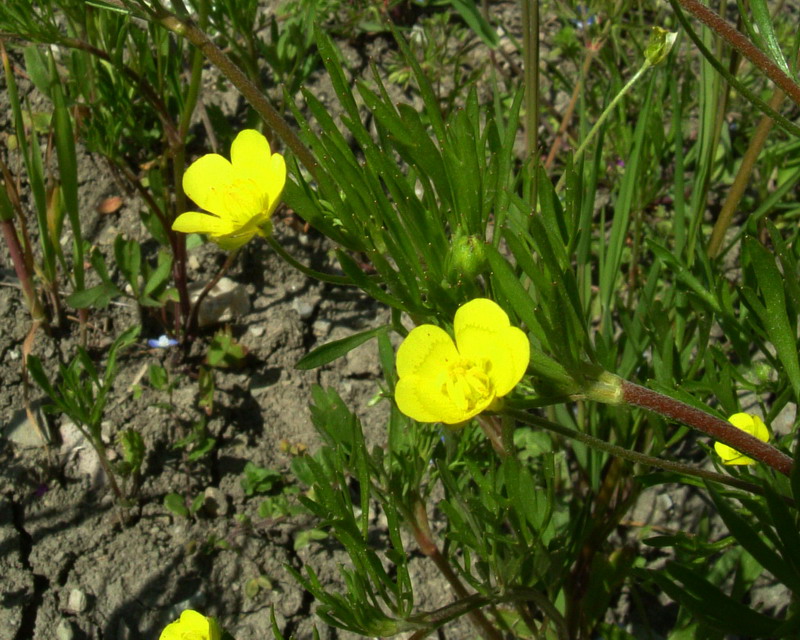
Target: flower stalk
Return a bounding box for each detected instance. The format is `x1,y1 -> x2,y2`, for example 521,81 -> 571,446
621,381 -> 794,476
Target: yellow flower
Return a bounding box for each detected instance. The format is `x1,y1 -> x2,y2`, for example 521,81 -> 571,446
173,129 -> 286,250
714,413 -> 770,465
395,298 -> 530,424
159,609 -> 221,640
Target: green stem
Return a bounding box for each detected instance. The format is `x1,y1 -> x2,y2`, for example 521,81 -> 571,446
266,236 -> 353,286
555,61 -> 652,193
503,408 -> 791,498
520,0 -> 539,161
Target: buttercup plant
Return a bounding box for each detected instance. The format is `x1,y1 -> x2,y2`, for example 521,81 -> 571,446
4,0 -> 800,638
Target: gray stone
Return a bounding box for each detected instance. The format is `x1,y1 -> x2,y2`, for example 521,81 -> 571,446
56,619 -> 75,640
203,487 -> 229,517
189,277 -> 250,327
291,297 -> 315,320
312,319 -> 331,337
67,588 -> 88,613
4,400 -> 50,447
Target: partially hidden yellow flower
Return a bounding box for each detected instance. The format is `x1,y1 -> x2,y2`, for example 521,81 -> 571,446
714,412 -> 770,465
159,609 -> 221,640
172,129 -> 286,250
395,298 -> 530,425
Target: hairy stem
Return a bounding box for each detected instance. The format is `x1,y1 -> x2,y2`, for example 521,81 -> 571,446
621,381 -> 793,476
674,0 -> 800,108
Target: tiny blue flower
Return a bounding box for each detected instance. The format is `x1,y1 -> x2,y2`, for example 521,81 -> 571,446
572,5 -> 598,30
148,335 -> 178,348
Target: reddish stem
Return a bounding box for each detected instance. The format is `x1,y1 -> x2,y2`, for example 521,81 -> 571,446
675,0 -> 800,109
1,218 -> 45,322
622,381 -> 793,477
409,499 -> 503,640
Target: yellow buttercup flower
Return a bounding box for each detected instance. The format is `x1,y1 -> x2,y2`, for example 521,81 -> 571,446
714,413 -> 770,465
173,129 -> 286,250
395,298 -> 530,425
159,609 -> 221,640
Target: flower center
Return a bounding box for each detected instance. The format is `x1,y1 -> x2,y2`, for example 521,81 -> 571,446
222,178 -> 269,224
443,357 -> 494,414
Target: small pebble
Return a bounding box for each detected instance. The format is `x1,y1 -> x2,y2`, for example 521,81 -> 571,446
56,619 -> 75,640
203,487 -> 229,517
312,320 -> 331,337
68,588 -> 88,613
291,298 -> 314,320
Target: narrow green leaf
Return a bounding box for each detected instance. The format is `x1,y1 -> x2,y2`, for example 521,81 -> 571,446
142,250 -> 172,298
745,237 -> 800,398
447,0 -> 499,47
749,0 -> 791,75
22,46 -> 52,97
710,485 -> 800,594
50,59 -> 83,291
647,562 -> 781,636
296,325 -> 389,370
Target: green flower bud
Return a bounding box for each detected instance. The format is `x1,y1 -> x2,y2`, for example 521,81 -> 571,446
444,233 -> 487,285
645,26 -> 678,67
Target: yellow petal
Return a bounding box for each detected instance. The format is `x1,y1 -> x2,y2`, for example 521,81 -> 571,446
264,152 -> 287,216
396,374 -> 473,424
214,226 -> 262,250
230,130 -> 285,217
230,129 -> 272,182
728,412 -> 769,442
182,154 -> 235,216
396,324 -> 458,379
172,211 -> 233,235
489,326 -> 531,396
454,299 -> 529,397
454,298 -> 511,357
159,610 -> 220,640
714,440 -> 755,465
216,178 -> 269,228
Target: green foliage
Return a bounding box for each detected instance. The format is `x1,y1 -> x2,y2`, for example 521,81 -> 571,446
240,462 -> 282,497
7,0 -> 800,638
27,326 -> 140,501
173,418 -> 217,462
206,328 -> 247,369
